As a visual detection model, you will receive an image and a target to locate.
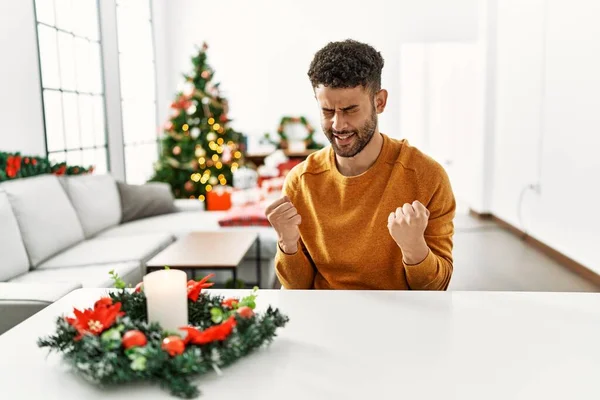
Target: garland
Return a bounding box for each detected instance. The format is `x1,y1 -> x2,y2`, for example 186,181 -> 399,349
38,272 -> 289,398
264,116 -> 323,150
0,151 -> 94,182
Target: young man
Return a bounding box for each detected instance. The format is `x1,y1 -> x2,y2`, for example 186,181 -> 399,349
266,39 -> 456,290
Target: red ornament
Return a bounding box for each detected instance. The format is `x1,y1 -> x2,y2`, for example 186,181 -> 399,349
162,336 -> 185,356
31,158 -> 38,166
171,94 -> 192,111
236,306 -> 254,319
180,316 -> 237,345
65,300 -> 124,341
187,273 -> 215,302
24,157 -> 30,164
201,70 -> 211,79
219,114 -> 228,123
184,180 -> 194,192
53,165 -> 67,176
134,282 -> 143,293
122,330 -> 147,349
222,298 -> 239,308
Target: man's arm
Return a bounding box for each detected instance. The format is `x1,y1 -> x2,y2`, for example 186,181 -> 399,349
388,170 -> 456,290
267,171 -> 317,289
275,239 -> 316,289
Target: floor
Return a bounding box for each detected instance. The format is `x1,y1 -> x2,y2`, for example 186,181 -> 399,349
449,213 -> 599,292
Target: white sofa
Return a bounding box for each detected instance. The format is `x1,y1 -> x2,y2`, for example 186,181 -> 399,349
0,174 -> 278,334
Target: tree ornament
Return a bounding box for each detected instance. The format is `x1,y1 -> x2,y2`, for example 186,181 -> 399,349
173,146 -> 182,156
184,181 -> 194,192
190,127 -> 201,139
207,132 -> 217,141
201,70 -> 211,79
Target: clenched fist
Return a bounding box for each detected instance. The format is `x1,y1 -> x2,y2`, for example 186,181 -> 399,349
388,201 -> 431,264
266,196 -> 302,254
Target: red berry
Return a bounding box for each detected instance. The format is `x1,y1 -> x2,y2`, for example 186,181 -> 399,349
236,306 -> 254,318
122,330 -> 147,349
162,336 -> 185,356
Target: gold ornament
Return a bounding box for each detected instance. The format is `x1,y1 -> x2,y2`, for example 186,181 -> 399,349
217,138 -> 224,145
182,124 -> 189,132
198,157 -> 206,165
234,151 -> 242,159
212,123 -> 221,131
220,178 -> 227,186
212,154 -> 219,162
199,195 -> 205,202
208,118 -> 215,125
216,162 -> 223,169
205,184 -> 213,192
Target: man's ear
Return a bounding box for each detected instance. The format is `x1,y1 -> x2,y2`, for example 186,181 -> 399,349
374,89 -> 388,114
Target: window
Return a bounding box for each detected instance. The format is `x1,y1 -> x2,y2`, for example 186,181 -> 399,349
35,0 -> 108,173
116,0 -> 158,184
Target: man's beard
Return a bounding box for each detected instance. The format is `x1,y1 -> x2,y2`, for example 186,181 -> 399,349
324,108 -> 377,158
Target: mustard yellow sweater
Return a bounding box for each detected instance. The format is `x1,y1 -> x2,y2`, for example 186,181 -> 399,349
275,134 -> 456,290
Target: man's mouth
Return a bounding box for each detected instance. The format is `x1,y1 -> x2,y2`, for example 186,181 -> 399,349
333,132 -> 356,145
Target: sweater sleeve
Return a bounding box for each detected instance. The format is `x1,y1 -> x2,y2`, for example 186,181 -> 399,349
275,239 -> 317,289
404,168 -> 456,290
273,166 -> 317,289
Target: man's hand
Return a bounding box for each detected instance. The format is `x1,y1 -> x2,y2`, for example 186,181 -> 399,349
388,201 -> 430,265
266,196 -> 302,254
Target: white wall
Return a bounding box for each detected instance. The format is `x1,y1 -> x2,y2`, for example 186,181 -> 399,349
160,0 -> 479,150
0,0 -> 46,155
492,0 -> 600,273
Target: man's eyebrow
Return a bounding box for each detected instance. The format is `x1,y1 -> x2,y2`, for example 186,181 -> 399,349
321,105 -> 359,112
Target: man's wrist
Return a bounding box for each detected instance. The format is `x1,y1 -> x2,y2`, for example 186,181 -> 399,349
279,240 -> 298,255
400,237 -> 429,265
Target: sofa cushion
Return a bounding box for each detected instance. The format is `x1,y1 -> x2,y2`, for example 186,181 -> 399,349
37,233 -> 174,269
0,282 -> 81,334
97,211 -> 278,259
0,190 -> 30,281
62,174 -> 121,238
117,181 -> 176,223
9,262 -> 142,288
0,175 -> 85,267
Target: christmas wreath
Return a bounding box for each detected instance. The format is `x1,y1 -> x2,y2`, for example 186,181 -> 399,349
37,272 -> 289,398
263,116 -> 323,150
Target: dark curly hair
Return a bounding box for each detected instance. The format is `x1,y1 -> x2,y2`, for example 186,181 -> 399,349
307,39 -> 384,94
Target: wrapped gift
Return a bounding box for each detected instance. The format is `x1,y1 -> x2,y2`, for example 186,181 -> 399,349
218,204 -> 271,227
206,186 -> 232,211
232,167 -> 258,190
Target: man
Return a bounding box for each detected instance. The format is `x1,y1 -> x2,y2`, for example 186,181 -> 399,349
266,39 -> 456,290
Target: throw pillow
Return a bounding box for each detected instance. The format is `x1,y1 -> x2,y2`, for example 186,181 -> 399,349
117,181 -> 176,223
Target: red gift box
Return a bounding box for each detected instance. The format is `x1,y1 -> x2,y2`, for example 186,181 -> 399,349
206,188 -> 232,211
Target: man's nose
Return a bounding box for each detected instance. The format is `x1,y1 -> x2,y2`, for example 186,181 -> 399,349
332,112 -> 347,132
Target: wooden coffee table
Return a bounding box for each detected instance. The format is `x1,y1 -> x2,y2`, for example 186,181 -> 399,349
146,231 -> 260,286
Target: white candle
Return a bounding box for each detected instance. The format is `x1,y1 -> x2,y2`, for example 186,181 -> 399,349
143,269 -> 188,333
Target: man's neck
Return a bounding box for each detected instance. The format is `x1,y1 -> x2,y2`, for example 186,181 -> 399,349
335,131 -> 384,177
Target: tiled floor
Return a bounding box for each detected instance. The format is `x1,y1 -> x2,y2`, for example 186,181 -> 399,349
449,213 -> 599,292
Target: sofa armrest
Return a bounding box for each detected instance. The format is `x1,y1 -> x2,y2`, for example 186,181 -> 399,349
0,282 -> 81,334
174,199 -> 206,213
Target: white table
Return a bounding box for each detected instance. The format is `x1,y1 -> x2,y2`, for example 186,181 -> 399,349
1,289 -> 600,400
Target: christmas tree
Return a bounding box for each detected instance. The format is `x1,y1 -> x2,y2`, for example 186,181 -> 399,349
151,43 -> 245,203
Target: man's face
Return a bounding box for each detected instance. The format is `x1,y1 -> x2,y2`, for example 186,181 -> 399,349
315,85 -> 378,158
